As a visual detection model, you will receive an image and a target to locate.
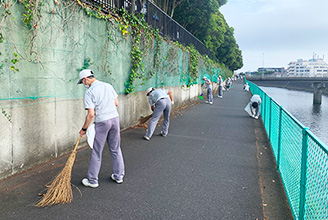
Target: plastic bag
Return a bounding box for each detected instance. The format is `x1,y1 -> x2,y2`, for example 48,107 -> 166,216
86,123 -> 95,149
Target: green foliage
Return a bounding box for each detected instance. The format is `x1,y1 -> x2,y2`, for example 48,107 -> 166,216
76,57 -> 94,72
174,0 -> 220,41
151,0 -> 184,17
23,0 -> 44,30
187,45 -> 199,86
119,8 -> 161,94
10,52 -> 19,72
173,0 -> 243,71
2,109 -> 12,123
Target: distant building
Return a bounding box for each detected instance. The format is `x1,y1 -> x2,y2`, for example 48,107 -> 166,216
257,67 -> 287,77
287,58 -> 328,77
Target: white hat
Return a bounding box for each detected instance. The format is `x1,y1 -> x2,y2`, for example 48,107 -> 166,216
78,69 -> 94,84
146,87 -> 153,96
203,76 -> 207,79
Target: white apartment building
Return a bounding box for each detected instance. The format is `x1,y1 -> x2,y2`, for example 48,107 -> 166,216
287,58 -> 328,77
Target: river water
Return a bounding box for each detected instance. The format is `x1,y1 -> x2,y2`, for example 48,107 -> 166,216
260,86 -> 328,146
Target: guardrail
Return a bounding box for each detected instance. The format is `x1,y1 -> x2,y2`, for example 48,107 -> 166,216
245,80 -> 328,220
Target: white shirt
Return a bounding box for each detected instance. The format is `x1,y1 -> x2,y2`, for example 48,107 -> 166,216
84,80 -> 119,122
251,94 -> 261,104
218,78 -> 223,86
205,79 -> 212,89
148,89 -> 169,106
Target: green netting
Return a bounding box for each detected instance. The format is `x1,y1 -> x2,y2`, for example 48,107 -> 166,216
245,79 -> 328,220
305,132 -> 328,219
279,110 -> 303,219
270,100 -> 281,159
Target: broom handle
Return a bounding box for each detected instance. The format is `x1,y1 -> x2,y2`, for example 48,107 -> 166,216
73,136 -> 82,152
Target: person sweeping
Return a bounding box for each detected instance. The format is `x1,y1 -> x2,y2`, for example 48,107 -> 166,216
203,76 -> 213,104
143,87 -> 173,141
78,69 -> 125,187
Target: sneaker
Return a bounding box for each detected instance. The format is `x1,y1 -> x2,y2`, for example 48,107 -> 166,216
209,102 -> 213,105
111,174 -> 123,184
255,116 -> 259,119
219,96 -> 223,99
144,135 -> 150,141
160,131 -> 167,137
82,178 -> 99,188
205,101 -> 209,103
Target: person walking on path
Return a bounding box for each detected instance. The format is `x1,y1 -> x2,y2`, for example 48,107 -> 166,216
250,94 -> 262,119
203,76 -> 213,104
217,75 -> 223,98
144,87 -> 174,141
78,69 -> 125,187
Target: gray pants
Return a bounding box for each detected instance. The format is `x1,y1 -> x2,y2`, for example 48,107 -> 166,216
207,88 -> 213,103
146,97 -> 171,138
87,116 -> 125,184
218,86 -> 223,97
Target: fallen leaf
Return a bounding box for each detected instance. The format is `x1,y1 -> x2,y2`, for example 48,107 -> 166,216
54,0 -> 59,5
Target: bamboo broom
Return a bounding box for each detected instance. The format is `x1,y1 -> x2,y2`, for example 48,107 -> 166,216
35,136 -> 82,207
138,114 -> 153,124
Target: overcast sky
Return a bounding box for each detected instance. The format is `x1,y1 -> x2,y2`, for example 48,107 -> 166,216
220,0 -> 328,73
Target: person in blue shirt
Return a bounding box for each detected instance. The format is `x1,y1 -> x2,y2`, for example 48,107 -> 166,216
78,69 -> 125,187
144,87 -> 174,141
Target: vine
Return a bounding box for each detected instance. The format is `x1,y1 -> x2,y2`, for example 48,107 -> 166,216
10,52 -> 19,72
2,109 -> 12,123
186,45 -> 199,86
76,57 -> 94,72
119,8 -> 160,94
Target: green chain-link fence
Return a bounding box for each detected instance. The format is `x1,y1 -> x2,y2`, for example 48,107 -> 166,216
246,80 -> 328,220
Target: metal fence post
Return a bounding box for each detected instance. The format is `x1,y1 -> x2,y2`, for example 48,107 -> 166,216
299,127 -> 309,220
263,93 -> 266,126
269,97 -> 272,141
277,106 -> 283,169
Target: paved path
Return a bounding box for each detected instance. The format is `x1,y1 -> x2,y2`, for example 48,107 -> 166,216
0,80 -> 293,220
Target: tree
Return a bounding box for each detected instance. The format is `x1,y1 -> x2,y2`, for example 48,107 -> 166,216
217,0 -> 228,7
173,2 -> 243,71
151,0 -> 184,17
173,0 -> 220,41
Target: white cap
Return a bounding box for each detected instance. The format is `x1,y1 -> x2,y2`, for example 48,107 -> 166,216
78,69 -> 94,84
203,76 -> 207,79
146,87 -> 153,96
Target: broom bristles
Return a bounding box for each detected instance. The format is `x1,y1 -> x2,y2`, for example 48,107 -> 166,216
35,150 -> 76,207
138,114 -> 153,124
